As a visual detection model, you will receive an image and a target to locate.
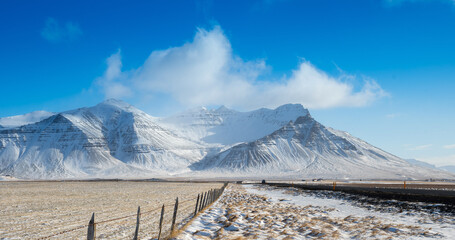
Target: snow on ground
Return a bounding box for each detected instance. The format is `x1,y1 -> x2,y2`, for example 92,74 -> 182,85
174,184 -> 455,239
0,175 -> 19,181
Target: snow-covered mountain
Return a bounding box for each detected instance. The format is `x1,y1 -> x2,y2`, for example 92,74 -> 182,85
405,159 -> 438,170
405,159 -> 455,174
192,114 -> 454,179
0,99 -> 453,180
159,104 -> 309,145
0,99 -> 205,178
0,110 -> 54,128
440,165 -> 455,174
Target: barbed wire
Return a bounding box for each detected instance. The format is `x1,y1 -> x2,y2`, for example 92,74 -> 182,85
34,184 -> 227,240
36,224 -> 86,240
35,197 -> 198,239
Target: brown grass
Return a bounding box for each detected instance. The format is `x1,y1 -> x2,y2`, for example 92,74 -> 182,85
0,181 -> 222,239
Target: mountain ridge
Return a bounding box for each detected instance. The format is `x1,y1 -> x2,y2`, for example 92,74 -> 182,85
191,114 -> 454,179
0,99 -> 453,180
158,103 -> 310,145
0,99 -> 205,178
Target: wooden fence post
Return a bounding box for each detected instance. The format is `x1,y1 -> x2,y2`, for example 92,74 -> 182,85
204,191 -> 209,208
207,190 -> 212,206
212,189 -> 215,202
170,197 -> 179,234
87,213 -> 95,240
133,206 -> 140,240
194,194 -> 200,216
158,204 -> 165,240
197,192 -> 202,212
199,192 -> 206,211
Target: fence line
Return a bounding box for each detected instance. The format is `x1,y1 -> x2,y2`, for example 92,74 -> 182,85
35,183 -> 227,240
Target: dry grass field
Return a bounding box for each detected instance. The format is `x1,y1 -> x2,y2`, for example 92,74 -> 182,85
0,181 -> 222,239
176,184 -> 455,239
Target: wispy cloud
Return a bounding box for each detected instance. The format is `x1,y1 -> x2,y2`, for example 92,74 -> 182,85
41,18 -> 82,43
407,144 -> 433,151
386,113 -> 401,119
96,50 -> 132,99
420,154 -> 455,166
443,144 -> 455,149
96,26 -> 387,110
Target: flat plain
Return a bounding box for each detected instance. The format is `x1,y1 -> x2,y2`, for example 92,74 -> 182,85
0,181 -> 222,239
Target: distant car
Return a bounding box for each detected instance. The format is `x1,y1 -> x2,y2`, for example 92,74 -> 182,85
312,178 -> 323,182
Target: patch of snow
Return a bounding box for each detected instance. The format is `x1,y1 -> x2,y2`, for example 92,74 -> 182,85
175,184 -> 455,239
244,184 -> 455,239
0,175 -> 19,181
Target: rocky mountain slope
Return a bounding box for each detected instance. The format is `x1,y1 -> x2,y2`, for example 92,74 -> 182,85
0,99 -> 205,178
192,114 -> 454,179
0,99 -> 453,180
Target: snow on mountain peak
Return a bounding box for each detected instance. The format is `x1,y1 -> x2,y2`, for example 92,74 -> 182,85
159,103 -> 310,145
193,113 -> 454,180
0,100 -> 205,179
97,98 -> 135,111
1,100 -> 453,180
275,103 -> 308,113
215,105 -> 233,113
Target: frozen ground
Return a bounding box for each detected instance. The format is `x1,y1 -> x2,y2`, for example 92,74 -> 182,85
0,181 -> 221,239
0,175 -> 18,181
175,184 -> 455,239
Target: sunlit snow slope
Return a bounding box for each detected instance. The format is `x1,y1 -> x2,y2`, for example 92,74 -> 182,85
0,99 -> 205,178
0,99 -> 453,180
159,104 -> 309,145
192,114 -> 454,179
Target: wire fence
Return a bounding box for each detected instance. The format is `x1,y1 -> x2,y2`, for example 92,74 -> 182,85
35,183 -> 227,240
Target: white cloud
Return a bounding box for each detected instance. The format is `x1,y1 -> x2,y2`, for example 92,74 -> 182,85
443,144 -> 455,149
41,18 -> 82,43
407,144 -> 433,151
96,26 -> 386,110
96,50 -> 132,99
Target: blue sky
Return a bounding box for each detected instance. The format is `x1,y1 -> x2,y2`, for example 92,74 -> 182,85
1,0 -> 454,165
